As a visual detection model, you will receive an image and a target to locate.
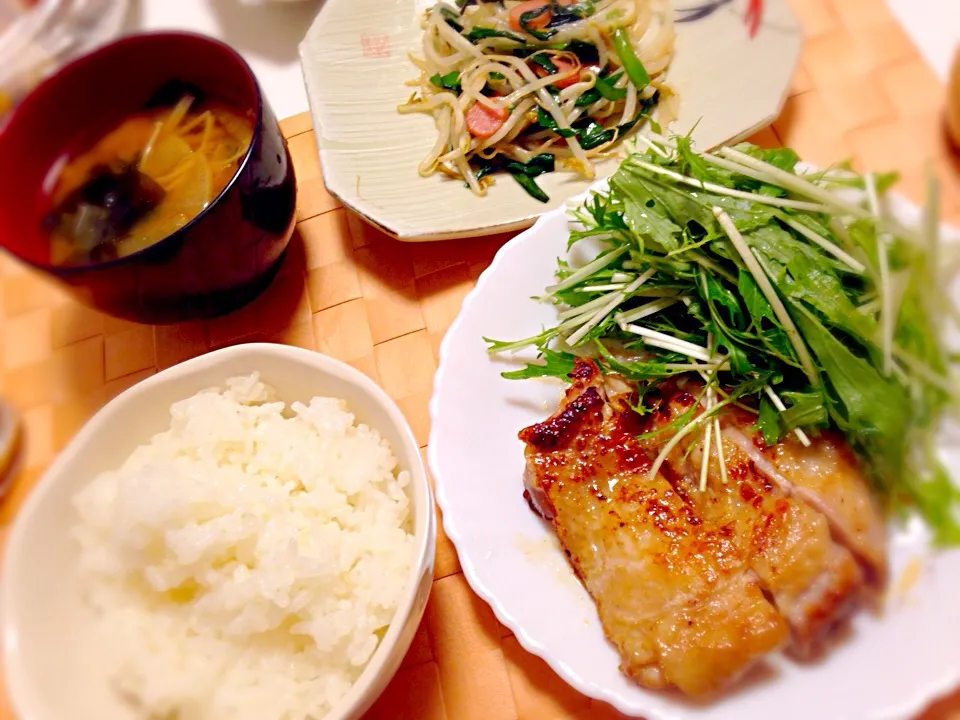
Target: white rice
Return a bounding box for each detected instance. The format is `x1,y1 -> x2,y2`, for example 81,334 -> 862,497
73,373 -> 415,720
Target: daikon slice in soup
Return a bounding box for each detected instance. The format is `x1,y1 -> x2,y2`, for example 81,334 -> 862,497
44,93 -> 254,266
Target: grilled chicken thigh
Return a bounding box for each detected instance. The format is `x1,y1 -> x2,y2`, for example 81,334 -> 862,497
519,360 -> 887,698
742,431 -> 887,583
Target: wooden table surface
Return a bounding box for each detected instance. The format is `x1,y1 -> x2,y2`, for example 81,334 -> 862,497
2,0 -> 960,718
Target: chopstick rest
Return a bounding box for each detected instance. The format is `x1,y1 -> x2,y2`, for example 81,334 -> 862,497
948,47 -> 960,149
0,399 -> 21,497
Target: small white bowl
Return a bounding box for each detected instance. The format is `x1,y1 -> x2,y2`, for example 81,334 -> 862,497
1,343 -> 436,720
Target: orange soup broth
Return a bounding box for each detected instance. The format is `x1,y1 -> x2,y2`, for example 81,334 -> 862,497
46,100 -> 254,265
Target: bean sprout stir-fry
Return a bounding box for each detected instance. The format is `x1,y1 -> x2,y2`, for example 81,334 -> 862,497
399,0 -> 676,202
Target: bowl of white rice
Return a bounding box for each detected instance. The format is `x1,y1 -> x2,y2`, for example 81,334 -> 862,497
0,343 -> 436,720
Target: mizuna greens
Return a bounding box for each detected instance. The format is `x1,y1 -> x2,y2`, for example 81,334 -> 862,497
487,134 -> 960,543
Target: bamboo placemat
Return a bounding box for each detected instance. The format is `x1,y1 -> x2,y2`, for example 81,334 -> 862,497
1,0 -> 959,717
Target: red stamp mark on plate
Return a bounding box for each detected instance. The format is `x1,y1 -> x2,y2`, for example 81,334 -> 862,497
361,34 -> 391,59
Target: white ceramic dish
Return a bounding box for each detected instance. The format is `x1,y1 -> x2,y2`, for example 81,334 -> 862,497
299,0 -> 802,241
428,183 -> 960,719
1,343 -> 436,720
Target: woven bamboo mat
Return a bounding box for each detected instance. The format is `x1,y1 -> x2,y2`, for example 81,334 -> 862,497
1,0 -> 960,717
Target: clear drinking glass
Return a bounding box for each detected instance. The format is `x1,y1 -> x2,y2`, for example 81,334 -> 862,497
0,0 -> 129,116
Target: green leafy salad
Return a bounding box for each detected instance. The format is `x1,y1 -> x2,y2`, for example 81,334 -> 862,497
487,132 -> 960,544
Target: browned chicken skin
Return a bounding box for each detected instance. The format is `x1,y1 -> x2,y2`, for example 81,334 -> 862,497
519,360 -> 887,698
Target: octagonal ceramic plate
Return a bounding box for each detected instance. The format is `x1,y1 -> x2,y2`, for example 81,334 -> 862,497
299,0 -> 802,241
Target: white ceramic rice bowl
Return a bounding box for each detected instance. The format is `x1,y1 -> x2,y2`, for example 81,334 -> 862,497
1,342 -> 436,720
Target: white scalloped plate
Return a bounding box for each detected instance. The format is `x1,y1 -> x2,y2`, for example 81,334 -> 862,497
428,182 -> 960,719
299,0 -> 801,241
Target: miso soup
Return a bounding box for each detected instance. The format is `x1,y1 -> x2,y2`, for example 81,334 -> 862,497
44,93 -> 254,266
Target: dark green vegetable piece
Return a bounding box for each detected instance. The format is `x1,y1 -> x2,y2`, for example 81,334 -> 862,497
46,162 -> 166,264
528,52 -> 558,74
574,89 -> 602,107
519,6 -> 556,40
547,0 -> 596,25
429,71 -> 462,93
593,71 -> 627,100
611,26 -> 650,89
464,26 -> 525,43
577,121 -> 615,150
471,153 -> 556,203
440,6 -> 464,31
563,39 -> 599,65
576,91 -> 659,150
574,71 -> 626,107
509,174 -> 548,202
536,107 -> 578,137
